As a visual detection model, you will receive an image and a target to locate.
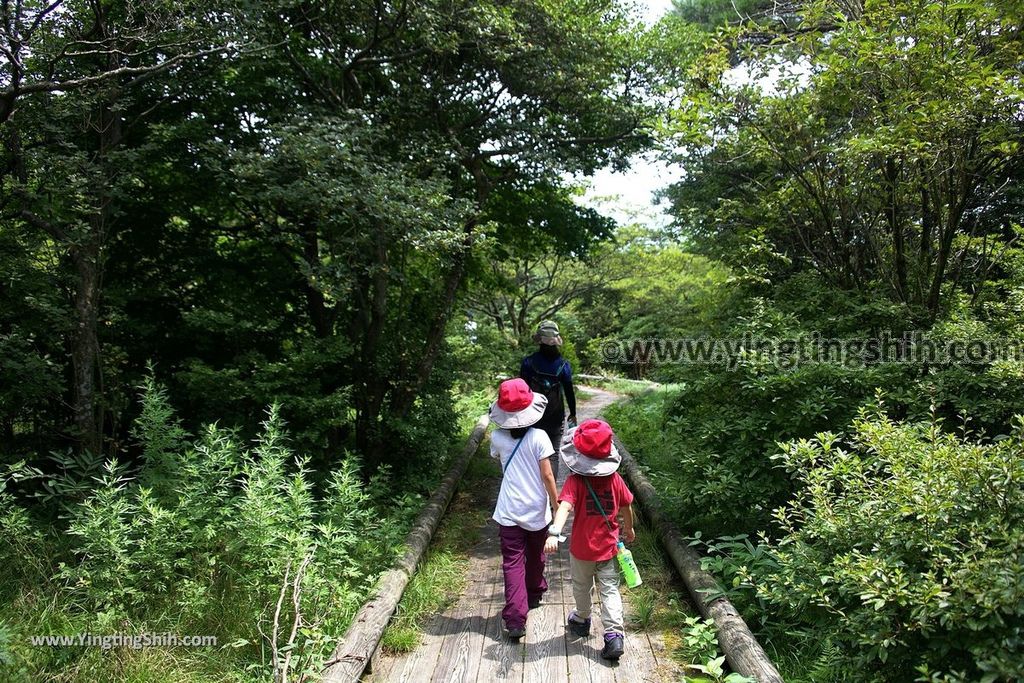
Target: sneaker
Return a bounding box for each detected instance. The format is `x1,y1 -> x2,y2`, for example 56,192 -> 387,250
507,626 -> 526,640
528,594 -> 543,609
566,610 -> 591,637
601,633 -> 624,660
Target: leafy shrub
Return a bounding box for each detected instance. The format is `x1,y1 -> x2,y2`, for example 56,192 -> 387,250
724,410 -> 1024,682
608,361 -> 908,536
679,614 -> 720,663
3,380 -> 413,680
0,464 -> 46,590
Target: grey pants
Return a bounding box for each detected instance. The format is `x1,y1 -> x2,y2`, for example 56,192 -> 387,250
570,554 -> 624,636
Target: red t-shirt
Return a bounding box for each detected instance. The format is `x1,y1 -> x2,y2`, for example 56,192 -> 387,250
559,472 -> 634,562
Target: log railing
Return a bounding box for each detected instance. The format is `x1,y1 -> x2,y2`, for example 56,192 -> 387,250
321,414 -> 490,683
614,435 -> 785,683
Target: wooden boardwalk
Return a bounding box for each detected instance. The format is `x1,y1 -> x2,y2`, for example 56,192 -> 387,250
366,387 -> 681,683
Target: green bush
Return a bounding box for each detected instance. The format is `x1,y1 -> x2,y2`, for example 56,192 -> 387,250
608,361 -> 908,536
1,382 -> 414,681
723,410 -> 1024,682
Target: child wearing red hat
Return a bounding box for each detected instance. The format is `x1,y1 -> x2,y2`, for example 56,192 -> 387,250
489,378 -> 560,640
544,418 -> 635,661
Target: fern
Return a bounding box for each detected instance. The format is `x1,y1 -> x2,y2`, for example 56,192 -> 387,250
807,639 -> 844,683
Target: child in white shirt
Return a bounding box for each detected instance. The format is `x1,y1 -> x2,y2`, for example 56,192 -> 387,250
489,378 -> 559,639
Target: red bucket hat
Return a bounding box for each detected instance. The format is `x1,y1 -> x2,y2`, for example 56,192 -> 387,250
573,419 -> 613,458
489,378 -> 548,429
561,419 -> 621,477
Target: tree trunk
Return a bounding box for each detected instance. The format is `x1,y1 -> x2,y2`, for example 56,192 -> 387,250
917,168 -> 936,303
71,73 -> 123,453
70,241 -> 103,454
885,157 -> 909,302
301,223 -> 333,339
390,217 -> 477,419
354,229 -> 393,470
926,195 -> 967,318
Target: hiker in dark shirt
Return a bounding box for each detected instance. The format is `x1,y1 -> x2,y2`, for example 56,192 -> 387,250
519,320 -> 577,478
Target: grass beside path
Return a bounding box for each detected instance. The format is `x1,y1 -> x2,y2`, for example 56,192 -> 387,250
380,444 -> 497,653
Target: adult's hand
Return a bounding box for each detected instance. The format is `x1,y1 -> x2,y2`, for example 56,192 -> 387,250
544,537 -> 560,554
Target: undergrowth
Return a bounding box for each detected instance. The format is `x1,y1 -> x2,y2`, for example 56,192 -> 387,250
0,377 -> 430,682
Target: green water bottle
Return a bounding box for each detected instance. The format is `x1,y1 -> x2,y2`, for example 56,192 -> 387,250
616,541 -> 642,588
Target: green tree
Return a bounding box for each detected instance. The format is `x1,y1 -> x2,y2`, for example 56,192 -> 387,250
224,0 -> 661,465
665,0 -> 1024,321
1,0 -> 248,453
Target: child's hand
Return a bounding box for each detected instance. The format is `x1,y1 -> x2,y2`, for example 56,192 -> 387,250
544,537 -> 560,554
622,527 -> 636,543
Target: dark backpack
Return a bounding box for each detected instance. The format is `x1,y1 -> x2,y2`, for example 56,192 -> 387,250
525,356 -> 567,415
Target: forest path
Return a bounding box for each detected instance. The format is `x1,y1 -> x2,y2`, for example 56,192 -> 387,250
365,385 -> 681,683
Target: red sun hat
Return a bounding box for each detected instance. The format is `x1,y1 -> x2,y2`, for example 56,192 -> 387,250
562,418 -> 621,476
496,378 -> 534,412
572,419 -> 614,458
489,378 -> 548,429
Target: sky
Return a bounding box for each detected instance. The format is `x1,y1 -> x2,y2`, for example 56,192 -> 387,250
575,0 -> 679,228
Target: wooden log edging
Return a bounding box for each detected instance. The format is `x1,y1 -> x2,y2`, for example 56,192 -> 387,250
613,436 -> 784,683
321,414 -> 490,683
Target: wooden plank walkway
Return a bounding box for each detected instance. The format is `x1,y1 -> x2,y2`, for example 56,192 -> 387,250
366,387 -> 681,683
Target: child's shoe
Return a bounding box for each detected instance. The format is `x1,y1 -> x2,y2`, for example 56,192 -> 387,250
601,633 -> 624,660
566,610 -> 591,637
506,625 -> 526,640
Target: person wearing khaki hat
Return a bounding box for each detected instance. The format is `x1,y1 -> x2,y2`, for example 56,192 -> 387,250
544,419 -> 635,661
489,378 -> 560,640
519,319 -> 577,478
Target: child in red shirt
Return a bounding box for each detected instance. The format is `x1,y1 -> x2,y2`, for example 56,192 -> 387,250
544,419 -> 635,661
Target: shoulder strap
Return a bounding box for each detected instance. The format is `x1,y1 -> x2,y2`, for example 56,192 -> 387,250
528,355 -> 564,379
583,477 -> 614,533
503,435 -> 526,474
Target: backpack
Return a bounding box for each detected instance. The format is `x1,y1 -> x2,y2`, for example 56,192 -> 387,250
525,356 -> 567,415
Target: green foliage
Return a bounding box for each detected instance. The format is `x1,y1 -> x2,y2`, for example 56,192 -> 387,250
608,358 -> 891,536
1,0 -> 660,478
724,411 -> 1024,681
679,614 -> 720,663
0,464 -> 46,591
1,382 -> 415,680
572,227 -> 738,375
665,0 -> 1024,319
131,372 -> 190,498
606,267 -> 1024,538
629,587 -> 658,629
602,263 -> 1024,680
671,0 -> 783,29
0,223 -> 68,462
686,654 -> 757,683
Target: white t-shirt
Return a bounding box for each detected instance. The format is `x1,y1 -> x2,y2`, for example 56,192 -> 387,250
491,427 -> 555,531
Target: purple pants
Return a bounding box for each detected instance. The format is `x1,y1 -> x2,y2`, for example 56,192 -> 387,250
498,524 -> 549,630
